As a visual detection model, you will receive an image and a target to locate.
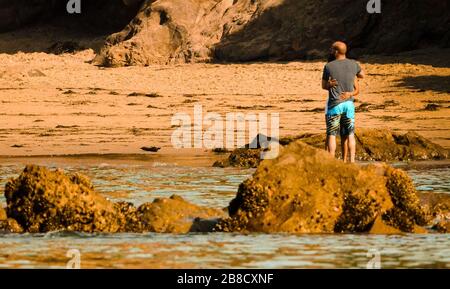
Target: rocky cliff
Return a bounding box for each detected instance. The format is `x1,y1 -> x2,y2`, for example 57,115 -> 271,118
0,0 -> 448,66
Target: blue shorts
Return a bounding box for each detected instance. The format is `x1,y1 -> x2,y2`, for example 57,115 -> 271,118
325,101 -> 355,136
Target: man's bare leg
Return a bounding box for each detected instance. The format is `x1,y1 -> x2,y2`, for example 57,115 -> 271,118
326,135 -> 336,157
341,136 -> 349,162
348,134 -> 356,163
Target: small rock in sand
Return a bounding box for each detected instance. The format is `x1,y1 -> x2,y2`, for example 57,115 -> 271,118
424,103 -> 441,111
141,146 -> 161,152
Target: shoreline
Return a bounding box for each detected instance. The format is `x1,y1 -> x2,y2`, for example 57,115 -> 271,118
0,150 -> 227,168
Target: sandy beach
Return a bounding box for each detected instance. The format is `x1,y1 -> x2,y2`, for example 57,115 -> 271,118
1,44 -> 449,156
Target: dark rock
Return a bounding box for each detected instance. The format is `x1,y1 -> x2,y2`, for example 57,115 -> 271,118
141,146 -> 161,152
424,103 -> 441,111
212,148 -> 230,154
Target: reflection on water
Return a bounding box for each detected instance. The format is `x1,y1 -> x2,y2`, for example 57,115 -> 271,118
0,156 -> 448,268
406,167 -> 450,193
0,232 -> 448,269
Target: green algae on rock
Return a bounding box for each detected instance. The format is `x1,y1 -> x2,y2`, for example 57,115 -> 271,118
215,141 -> 431,234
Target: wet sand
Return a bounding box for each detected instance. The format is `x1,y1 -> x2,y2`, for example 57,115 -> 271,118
0,47 -> 449,156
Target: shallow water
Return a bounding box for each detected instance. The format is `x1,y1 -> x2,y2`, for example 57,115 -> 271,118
0,156 -> 449,269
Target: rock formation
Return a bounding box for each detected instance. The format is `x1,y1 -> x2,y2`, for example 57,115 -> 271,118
136,195 -> 225,233
285,129 -> 449,161
417,192 -> 450,233
3,165 -> 224,233
215,141 -> 430,234
1,1 -> 448,65
214,129 -> 449,168
5,165 -> 123,233
95,0 -> 450,65
1,161 -> 447,235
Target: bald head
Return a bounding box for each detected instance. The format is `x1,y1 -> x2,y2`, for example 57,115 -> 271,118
332,41 -> 347,56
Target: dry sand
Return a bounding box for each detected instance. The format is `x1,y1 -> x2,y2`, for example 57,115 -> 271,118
0,31 -> 449,156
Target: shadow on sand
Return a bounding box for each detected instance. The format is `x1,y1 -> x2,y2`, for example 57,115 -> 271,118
396,75 -> 450,94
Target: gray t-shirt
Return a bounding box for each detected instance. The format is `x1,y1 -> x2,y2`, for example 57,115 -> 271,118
322,59 -> 361,109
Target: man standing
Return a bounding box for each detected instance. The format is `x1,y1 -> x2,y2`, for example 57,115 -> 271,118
322,41 -> 364,163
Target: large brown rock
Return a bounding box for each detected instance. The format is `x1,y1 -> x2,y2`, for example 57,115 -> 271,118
94,0 -> 235,66
3,165 -> 225,234
94,0 -> 450,66
5,165 -> 122,233
287,129 -> 449,161
136,195 -> 226,233
216,141 -> 430,234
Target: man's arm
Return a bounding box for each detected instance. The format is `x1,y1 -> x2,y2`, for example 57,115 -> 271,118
322,79 -> 328,90
352,77 -> 360,96
340,77 -> 359,100
356,62 -> 365,79
322,65 -> 338,90
322,77 -> 338,90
